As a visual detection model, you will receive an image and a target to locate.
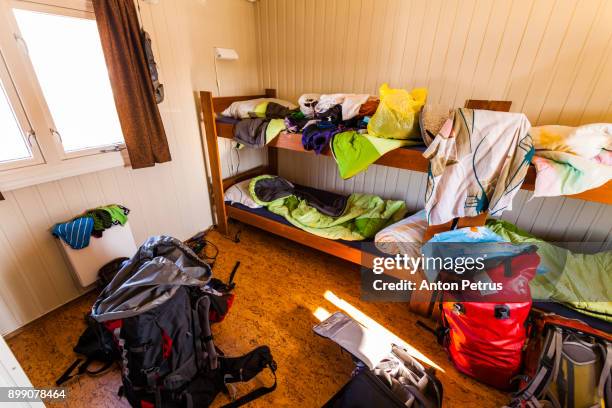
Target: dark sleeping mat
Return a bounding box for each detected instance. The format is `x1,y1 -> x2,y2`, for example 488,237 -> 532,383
533,301 -> 611,333
226,201 -> 387,256
215,115 -> 241,125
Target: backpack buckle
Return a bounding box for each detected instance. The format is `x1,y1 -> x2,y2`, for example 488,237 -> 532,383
453,303 -> 465,315
143,367 -> 160,388
494,305 -> 511,320
540,355 -> 554,369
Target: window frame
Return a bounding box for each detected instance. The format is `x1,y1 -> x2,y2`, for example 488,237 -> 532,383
0,0 -> 127,191
0,49 -> 45,171
10,0 -> 126,160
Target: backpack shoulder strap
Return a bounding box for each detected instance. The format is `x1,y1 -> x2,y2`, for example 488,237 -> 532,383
424,368 -> 444,408
220,346 -> 278,408
56,359 -> 82,386
512,327 -> 563,404
220,364 -> 277,408
196,295 -> 218,369
598,341 -> 611,403
56,356 -> 114,386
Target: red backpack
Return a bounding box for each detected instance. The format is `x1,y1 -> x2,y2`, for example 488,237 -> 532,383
436,248 -> 540,390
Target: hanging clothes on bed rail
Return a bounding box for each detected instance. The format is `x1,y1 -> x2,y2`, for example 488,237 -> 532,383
423,108 -> 533,225
331,131 -> 417,179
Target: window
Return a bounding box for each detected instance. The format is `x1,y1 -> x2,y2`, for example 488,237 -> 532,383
0,0 -> 126,190
13,8 -> 123,154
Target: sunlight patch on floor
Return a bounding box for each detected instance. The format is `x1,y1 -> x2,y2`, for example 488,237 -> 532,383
318,290 -> 444,372
313,306 -> 332,322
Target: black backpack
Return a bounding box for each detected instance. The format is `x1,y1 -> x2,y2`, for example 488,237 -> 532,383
56,313 -> 120,386
58,236 -> 276,408
108,286 -> 276,408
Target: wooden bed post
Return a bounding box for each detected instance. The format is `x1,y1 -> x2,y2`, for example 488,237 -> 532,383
265,88 -> 279,175
200,91 -> 229,235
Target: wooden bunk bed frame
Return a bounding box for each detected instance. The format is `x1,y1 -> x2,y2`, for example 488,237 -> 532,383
200,89 -> 612,269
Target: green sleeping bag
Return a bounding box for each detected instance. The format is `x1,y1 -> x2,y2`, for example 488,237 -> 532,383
487,219 -> 612,322
250,175 -> 407,241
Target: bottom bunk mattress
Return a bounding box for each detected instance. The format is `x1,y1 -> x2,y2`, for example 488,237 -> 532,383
533,302 -> 611,334
247,175 -> 407,242
226,201 -> 384,255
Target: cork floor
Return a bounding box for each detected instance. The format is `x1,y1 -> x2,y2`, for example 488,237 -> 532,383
7,223 -> 507,407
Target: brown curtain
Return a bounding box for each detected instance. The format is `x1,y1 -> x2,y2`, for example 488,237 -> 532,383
92,0 -> 171,169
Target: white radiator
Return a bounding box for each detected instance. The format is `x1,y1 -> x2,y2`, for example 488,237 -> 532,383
59,222 -> 137,287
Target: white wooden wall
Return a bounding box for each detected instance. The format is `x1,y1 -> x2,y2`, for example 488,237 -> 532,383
258,0 -> 612,249
0,0 -> 262,335
255,0 -> 612,123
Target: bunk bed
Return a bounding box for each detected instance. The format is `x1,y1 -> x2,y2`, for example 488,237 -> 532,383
200,89 -> 611,325
200,88 -> 611,261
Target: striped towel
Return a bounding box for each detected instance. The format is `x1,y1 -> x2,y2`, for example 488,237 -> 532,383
52,217 -> 95,250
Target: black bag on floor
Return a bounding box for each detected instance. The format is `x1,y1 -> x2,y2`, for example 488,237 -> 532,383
60,236 -> 276,408
323,355 -> 442,408
56,313 -> 120,386
315,312 -> 443,408
97,256 -> 130,290
324,370 -> 420,408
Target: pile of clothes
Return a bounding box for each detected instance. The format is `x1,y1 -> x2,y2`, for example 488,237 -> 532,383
294,86 -> 428,179
228,99 -> 297,148
219,84 -> 428,179
293,92 -> 376,154
423,108 -> 533,225
51,204 -> 130,249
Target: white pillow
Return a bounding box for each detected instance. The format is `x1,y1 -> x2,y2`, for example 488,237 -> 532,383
221,98 -> 297,119
224,178 -> 262,208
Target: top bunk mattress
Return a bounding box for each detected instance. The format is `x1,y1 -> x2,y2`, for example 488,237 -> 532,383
214,115 -> 428,153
